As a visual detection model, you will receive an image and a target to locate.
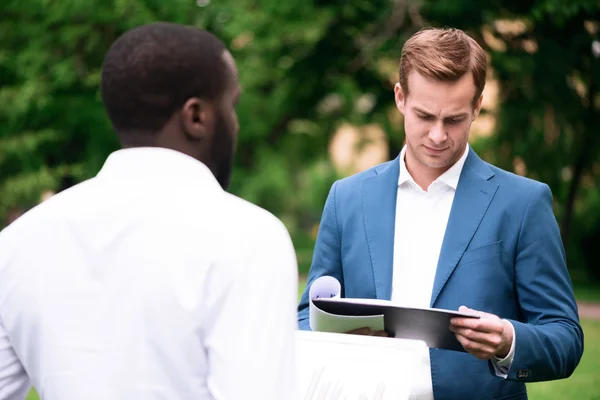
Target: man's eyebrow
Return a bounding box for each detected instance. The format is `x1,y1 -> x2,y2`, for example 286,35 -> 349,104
445,112 -> 470,119
413,107 -> 469,119
413,107 -> 434,116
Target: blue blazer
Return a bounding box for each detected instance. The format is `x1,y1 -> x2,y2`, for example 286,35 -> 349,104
298,148 -> 583,400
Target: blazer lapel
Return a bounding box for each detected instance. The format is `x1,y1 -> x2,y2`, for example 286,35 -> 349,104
361,157 -> 400,300
430,149 -> 499,307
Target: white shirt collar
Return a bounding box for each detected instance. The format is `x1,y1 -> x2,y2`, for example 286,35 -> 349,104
398,143 -> 470,190
97,147 -> 221,189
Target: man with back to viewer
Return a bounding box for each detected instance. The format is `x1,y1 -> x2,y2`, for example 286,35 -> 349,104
0,22 -> 298,400
298,27 -> 583,399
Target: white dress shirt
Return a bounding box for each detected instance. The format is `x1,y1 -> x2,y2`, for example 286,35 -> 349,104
391,144 -> 515,399
0,148 -> 298,400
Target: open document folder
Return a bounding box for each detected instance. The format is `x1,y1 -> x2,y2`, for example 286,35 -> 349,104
295,330 -> 426,400
309,276 -> 480,352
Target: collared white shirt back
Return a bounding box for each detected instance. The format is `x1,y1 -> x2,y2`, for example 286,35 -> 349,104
0,148 -> 298,400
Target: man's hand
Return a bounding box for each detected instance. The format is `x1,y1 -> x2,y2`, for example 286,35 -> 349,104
346,327 -> 389,337
450,306 -> 513,360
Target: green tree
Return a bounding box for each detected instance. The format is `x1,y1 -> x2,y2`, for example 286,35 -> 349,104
0,0 -> 410,272
424,0 -> 600,279
1,0 -> 599,280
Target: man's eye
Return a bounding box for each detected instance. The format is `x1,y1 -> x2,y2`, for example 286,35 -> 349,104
446,118 -> 464,124
418,115 -> 434,121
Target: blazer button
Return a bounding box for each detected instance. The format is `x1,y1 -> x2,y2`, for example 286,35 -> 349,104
517,369 -> 530,378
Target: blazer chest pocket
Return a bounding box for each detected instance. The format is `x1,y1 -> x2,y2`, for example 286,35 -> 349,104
459,240 -> 502,266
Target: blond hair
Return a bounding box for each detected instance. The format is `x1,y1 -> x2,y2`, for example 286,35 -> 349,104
399,27 -> 487,106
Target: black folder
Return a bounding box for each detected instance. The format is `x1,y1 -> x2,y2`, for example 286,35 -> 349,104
312,297 -> 480,352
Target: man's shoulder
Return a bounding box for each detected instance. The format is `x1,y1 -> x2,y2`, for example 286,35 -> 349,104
334,158 -> 397,193
1,179 -> 95,234
486,162 -> 549,195
0,181 -> 94,264
216,192 -> 289,237
471,157 -> 554,213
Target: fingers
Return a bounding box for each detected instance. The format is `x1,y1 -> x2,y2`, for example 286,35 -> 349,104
450,318 -> 501,333
454,333 -> 497,360
345,327 -> 389,337
346,327 -> 374,335
451,309 -> 504,333
451,306 -> 509,359
450,326 -> 503,348
459,305 -> 494,318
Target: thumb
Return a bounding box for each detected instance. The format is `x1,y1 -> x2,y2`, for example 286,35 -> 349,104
459,305 -> 489,317
458,306 -> 495,318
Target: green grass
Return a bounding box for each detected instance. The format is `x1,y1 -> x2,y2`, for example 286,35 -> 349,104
298,275 -> 307,299
526,319 -> 600,400
573,284 -> 600,303
570,269 -> 600,303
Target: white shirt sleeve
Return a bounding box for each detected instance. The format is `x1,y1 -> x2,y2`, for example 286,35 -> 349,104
203,219 -> 298,400
0,226 -> 30,400
0,315 -> 30,400
490,320 -> 516,378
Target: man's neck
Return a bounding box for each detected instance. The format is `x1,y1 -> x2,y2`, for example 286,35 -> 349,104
408,167 -> 447,191
404,151 -> 454,191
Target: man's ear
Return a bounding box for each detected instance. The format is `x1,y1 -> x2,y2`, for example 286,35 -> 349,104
472,95 -> 484,120
394,83 -> 406,115
180,98 -> 214,140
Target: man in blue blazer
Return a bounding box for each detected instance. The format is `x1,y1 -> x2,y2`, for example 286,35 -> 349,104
298,27 -> 583,400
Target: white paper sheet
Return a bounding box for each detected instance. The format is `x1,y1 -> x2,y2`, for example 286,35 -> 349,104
309,276 -> 384,333
295,330 -> 426,400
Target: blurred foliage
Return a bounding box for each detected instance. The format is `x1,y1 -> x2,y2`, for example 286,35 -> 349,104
0,0 -> 599,279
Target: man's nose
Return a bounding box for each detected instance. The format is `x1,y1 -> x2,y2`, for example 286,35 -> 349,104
428,122 -> 447,144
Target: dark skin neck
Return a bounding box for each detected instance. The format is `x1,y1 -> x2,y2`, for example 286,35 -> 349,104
155,115 -> 210,163
119,113 -> 212,166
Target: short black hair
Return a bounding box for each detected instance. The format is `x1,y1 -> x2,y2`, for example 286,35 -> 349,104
100,22 -> 228,141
